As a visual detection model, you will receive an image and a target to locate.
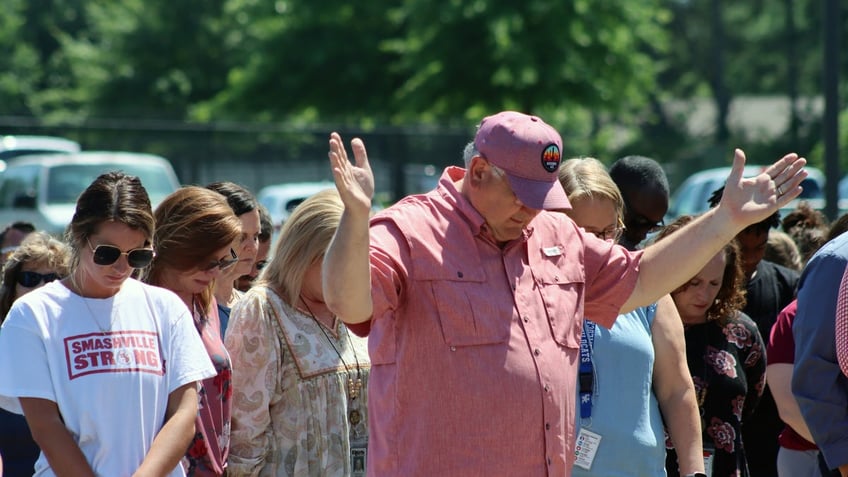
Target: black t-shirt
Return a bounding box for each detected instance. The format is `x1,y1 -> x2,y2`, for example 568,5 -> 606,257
741,260 -> 799,477
743,260 -> 800,336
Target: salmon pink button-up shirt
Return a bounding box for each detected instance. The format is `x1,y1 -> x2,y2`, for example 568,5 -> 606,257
351,167 -> 641,477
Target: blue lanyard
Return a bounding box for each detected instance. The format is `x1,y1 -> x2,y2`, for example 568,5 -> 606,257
578,320 -> 596,419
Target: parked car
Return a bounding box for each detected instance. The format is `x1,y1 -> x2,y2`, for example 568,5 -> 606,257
0,151 -> 180,235
257,181 -> 336,227
668,165 -> 827,220
0,135 -> 81,162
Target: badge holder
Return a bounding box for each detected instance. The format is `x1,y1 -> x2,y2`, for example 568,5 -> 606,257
349,405 -> 368,476
573,427 -> 602,470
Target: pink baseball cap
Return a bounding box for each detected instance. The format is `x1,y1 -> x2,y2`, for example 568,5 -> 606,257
474,111 -> 570,210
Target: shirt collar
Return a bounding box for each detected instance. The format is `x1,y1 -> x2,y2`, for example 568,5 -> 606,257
435,166 -> 534,245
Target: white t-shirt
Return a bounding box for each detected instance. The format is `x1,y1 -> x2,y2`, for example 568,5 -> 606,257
0,278 -> 216,477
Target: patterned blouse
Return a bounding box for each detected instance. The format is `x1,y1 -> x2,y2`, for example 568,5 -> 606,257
185,297 -> 232,476
666,312 -> 766,477
225,286 -> 370,477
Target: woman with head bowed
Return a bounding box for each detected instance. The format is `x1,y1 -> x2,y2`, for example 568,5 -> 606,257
142,186 -> 243,477
226,189 -> 370,476
0,172 -> 215,476
655,215 -> 766,477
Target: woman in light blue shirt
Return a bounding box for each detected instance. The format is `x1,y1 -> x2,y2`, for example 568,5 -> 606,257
559,158 -> 704,476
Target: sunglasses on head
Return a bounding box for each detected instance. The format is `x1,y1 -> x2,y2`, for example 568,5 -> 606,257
87,239 -> 155,268
200,248 -> 239,272
17,271 -> 60,288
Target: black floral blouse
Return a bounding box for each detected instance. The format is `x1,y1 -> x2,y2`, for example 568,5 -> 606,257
665,312 -> 766,477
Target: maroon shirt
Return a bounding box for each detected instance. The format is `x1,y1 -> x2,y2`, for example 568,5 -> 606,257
767,300 -> 817,451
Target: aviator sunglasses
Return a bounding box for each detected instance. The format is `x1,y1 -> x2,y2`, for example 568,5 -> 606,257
87,239 -> 155,268
200,248 -> 239,272
17,271 -> 60,288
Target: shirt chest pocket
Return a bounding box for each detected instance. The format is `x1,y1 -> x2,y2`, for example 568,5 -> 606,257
426,271 -> 511,347
534,263 -> 585,348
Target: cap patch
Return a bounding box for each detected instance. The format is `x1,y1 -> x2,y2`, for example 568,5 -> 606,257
541,144 -> 561,173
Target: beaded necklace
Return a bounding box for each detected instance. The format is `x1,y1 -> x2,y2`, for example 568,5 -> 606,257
300,296 -> 363,399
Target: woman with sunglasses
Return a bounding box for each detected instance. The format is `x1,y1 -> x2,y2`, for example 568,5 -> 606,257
226,189 -> 370,476
205,182 -> 261,337
142,186 -> 242,477
0,231 -> 70,476
557,158 -> 704,477
0,172 -> 216,476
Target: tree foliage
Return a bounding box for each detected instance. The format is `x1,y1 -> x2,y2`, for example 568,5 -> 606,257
2,0 -> 847,176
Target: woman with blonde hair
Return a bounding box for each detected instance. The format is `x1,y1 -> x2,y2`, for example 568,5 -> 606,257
142,186 -> 243,477
558,157 -> 704,476
0,231 -> 71,321
226,189 -> 370,476
0,231 -> 71,476
654,215 -> 766,477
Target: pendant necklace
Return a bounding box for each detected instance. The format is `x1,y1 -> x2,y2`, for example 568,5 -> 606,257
300,295 -> 363,400
70,274 -> 115,334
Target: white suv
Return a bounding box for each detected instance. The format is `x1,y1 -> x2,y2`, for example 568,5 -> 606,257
0,151 -> 180,235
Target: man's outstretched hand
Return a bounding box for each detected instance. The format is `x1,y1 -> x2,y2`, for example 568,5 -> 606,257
718,149 -> 807,228
328,132 -> 375,217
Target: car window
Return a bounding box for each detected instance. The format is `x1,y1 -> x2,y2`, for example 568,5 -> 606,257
0,165 -> 40,207
46,163 -> 175,205
798,177 -> 822,199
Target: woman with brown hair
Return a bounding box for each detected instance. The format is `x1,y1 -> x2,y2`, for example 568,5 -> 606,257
655,215 -> 766,477
0,171 -> 215,476
205,182 -> 260,337
142,186 -> 242,477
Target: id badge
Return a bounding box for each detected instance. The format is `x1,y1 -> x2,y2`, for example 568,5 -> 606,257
703,444 -> 715,477
574,427 -> 602,470
350,441 -> 367,477
349,405 -> 368,477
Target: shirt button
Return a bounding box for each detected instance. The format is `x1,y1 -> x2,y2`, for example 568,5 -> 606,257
547,457 -> 552,466
450,346 -> 456,352
545,422 -> 551,430
534,348 -> 541,356
523,316 -> 529,323
512,284 -> 517,291
544,384 -> 550,392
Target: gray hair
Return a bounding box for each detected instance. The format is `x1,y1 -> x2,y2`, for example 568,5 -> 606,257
463,142 -> 478,168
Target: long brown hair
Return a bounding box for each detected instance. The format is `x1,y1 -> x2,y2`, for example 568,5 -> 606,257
143,186 -> 241,312
653,215 -> 747,323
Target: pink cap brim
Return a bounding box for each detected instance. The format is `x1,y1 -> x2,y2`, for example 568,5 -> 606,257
504,173 -> 571,210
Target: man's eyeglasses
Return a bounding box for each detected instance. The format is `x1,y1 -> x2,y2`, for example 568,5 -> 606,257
201,249 -> 239,272
88,239 -> 155,268
17,271 -> 60,287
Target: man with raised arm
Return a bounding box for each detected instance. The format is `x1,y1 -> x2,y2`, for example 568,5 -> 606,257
323,111 -> 806,477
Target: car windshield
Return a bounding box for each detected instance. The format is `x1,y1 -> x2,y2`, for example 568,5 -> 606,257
46,163 -> 174,205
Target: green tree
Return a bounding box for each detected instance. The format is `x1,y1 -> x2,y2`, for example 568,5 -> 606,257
43,0 -> 231,121
193,0 -> 405,126
198,0 -> 669,129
